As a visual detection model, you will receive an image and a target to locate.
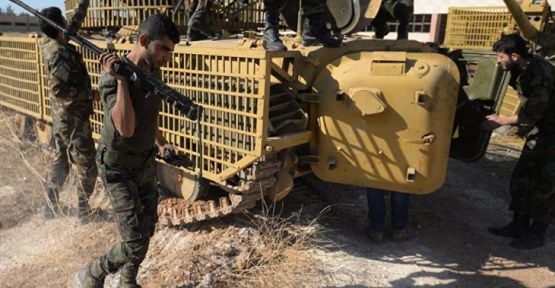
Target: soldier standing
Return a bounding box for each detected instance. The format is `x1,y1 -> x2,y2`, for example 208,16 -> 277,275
263,0 -> 342,51
481,34 -> 555,249
186,0 -> 215,41
371,0 -> 413,40
76,14 -> 179,287
39,1 -> 98,223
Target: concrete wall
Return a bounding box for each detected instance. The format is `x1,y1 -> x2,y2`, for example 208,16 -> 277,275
0,15 -> 39,33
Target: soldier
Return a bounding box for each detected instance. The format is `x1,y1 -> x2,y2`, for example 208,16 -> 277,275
263,0 -> 342,51
39,1 -> 98,223
371,0 -> 413,40
366,188 -> 415,243
481,34 -> 555,249
186,0 -> 215,41
76,14 -> 179,287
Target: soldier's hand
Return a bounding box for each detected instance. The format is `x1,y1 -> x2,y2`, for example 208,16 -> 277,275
100,52 -> 126,82
158,143 -> 177,158
479,114 -> 505,131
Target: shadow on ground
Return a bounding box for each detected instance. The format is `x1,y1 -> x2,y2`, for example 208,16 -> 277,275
271,145 -> 555,287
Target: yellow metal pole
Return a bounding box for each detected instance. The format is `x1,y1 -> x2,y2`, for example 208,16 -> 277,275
502,0 -> 540,41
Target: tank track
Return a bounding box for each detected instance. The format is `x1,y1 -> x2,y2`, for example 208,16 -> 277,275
157,83 -> 307,226
157,158 -> 281,226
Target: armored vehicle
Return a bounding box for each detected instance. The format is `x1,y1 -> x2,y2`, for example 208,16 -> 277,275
1,0 -> 546,225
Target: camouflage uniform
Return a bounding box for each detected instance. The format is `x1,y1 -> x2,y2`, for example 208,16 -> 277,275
186,0 -> 214,40
371,0 -> 413,40
263,0 -> 341,48
264,0 -> 324,17
85,56 -> 161,286
41,0 -> 97,217
508,55 -> 555,226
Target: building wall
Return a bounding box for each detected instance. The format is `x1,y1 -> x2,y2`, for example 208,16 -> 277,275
0,15 -> 39,33
415,0 -> 555,14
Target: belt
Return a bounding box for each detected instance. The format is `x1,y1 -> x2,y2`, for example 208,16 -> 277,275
101,147 -> 155,170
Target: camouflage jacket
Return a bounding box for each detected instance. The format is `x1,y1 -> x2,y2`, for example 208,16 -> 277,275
513,55 -> 555,139
41,0 -> 91,104
41,37 -> 93,103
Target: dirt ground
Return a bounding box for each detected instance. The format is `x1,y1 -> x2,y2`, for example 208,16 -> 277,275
0,112 -> 554,288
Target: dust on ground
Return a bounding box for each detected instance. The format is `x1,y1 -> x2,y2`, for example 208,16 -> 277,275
0,111 -> 554,288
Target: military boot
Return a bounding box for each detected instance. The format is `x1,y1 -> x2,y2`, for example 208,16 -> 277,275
371,18 -> 390,39
43,187 -> 60,219
76,260 -> 107,288
186,29 -> 208,42
263,9 -> 287,51
510,221 -> 548,250
119,263 -> 142,288
302,15 -> 342,48
487,214 -> 530,239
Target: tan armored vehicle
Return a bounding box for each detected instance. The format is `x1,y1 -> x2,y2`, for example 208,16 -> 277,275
1,0 -> 541,225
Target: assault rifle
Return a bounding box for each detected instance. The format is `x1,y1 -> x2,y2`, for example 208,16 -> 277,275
9,0 -> 199,120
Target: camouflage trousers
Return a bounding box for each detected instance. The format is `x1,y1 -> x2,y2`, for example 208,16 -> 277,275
95,147 -> 159,278
509,137 -> 555,225
264,0 -> 324,16
50,99 -> 97,200
372,0 -> 413,40
187,0 -> 210,32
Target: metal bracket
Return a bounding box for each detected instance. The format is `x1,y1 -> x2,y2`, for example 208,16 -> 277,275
299,155 -> 320,165
297,93 -> 319,103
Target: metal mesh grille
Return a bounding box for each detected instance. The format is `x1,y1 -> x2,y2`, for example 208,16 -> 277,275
499,86 -> 521,117
157,45 -> 268,181
0,36 -> 42,118
65,0 -> 186,30
443,7 -> 515,50
75,40 -> 268,182
64,0 -> 264,32
0,35 -> 269,183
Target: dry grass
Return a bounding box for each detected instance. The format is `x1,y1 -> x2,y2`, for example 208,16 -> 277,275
0,110 -> 109,226
0,110 -> 50,228
0,110 -> 328,287
223,203 -> 327,287
141,201 -> 329,288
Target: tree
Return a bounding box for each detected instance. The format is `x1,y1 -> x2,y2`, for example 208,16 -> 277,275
0,8 -> 4,16
6,5 -> 16,16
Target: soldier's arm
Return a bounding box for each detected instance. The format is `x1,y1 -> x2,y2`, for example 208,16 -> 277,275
48,51 -> 90,98
100,53 -> 135,138
68,0 -> 89,33
516,68 -> 554,135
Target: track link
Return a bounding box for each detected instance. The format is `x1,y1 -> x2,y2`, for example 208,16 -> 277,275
157,157 -> 281,226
